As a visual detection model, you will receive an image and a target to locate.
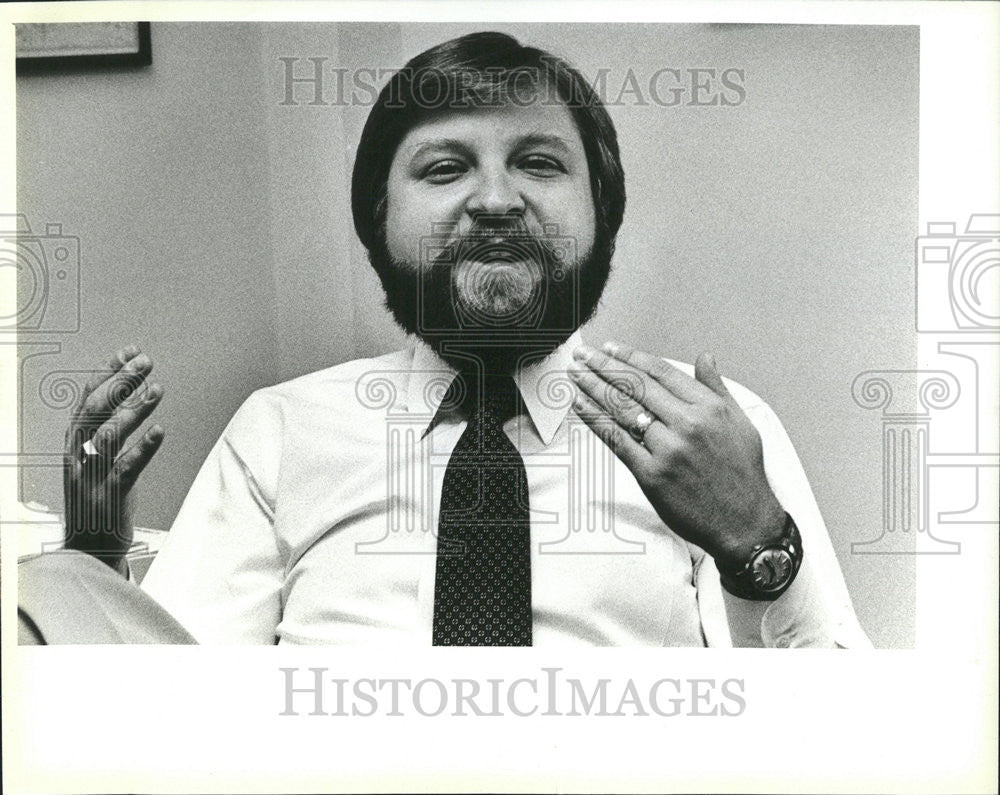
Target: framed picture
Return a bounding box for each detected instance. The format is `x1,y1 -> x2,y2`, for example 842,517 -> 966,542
15,21 -> 151,74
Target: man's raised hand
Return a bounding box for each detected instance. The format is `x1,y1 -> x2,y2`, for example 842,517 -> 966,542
567,342 -> 786,571
63,345 -> 165,575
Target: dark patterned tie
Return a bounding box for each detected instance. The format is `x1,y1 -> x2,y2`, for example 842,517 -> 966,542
432,373 -> 532,646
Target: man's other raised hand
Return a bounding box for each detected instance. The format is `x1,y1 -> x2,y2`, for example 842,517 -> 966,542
63,345 -> 165,575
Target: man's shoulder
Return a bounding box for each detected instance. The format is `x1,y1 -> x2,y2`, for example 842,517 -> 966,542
229,349 -> 412,427
261,349 -> 412,399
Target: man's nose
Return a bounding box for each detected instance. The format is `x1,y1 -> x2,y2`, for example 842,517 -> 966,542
465,168 -> 526,217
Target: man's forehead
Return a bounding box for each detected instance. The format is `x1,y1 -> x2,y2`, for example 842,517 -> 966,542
396,102 -> 584,155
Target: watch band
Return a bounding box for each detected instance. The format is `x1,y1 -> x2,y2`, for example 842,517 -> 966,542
717,512 -> 803,601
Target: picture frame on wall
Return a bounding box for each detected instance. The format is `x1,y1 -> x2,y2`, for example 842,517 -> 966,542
15,21 -> 151,74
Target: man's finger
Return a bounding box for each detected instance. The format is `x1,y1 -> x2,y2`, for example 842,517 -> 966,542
114,425 -> 165,493
600,341 -> 711,404
73,345 -> 142,420
91,382 -> 164,458
568,356 -> 645,422
570,391 -> 649,472
75,353 -> 153,426
64,425 -> 114,482
693,352 -> 733,400
570,346 -> 687,427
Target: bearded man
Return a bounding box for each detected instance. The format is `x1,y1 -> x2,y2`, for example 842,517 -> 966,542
20,32 -> 869,648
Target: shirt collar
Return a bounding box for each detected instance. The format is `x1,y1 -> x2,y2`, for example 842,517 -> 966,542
403,330 -> 584,446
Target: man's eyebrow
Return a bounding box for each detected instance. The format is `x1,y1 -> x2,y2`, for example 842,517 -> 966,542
511,133 -> 574,154
405,133 -> 576,162
406,138 -> 472,161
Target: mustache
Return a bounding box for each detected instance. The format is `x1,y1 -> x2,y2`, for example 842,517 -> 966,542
430,217 -> 560,266
461,215 -> 534,240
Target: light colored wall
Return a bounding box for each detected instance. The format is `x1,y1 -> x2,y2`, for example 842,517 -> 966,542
16,22 -> 918,647
17,22 -> 279,540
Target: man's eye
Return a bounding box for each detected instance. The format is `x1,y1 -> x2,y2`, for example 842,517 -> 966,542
520,155 -> 565,175
422,160 -> 466,182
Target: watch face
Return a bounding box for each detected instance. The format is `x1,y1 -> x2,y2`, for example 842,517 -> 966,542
750,549 -> 794,591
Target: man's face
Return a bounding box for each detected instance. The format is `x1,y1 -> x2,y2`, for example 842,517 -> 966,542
370,98 -> 609,373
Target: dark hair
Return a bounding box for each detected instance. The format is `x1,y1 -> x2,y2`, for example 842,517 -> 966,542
350,31 -> 626,251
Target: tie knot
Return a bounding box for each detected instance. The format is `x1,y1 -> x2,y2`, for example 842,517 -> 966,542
448,372 -> 522,423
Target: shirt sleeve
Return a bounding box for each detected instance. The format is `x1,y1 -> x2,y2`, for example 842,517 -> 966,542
695,396 -> 872,649
140,390 -> 286,644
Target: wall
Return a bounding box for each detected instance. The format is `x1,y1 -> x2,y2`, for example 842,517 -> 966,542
16,22 -> 918,647
17,22 -> 278,536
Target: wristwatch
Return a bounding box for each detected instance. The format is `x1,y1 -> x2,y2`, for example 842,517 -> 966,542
716,512 -> 803,601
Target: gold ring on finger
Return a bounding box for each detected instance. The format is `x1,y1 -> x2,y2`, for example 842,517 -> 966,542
628,410 -> 655,443
79,438 -> 104,466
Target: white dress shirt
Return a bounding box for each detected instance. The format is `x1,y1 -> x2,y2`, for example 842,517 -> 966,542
142,333 -> 871,647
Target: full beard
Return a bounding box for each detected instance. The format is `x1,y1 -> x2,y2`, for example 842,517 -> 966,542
367,219 -> 614,375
